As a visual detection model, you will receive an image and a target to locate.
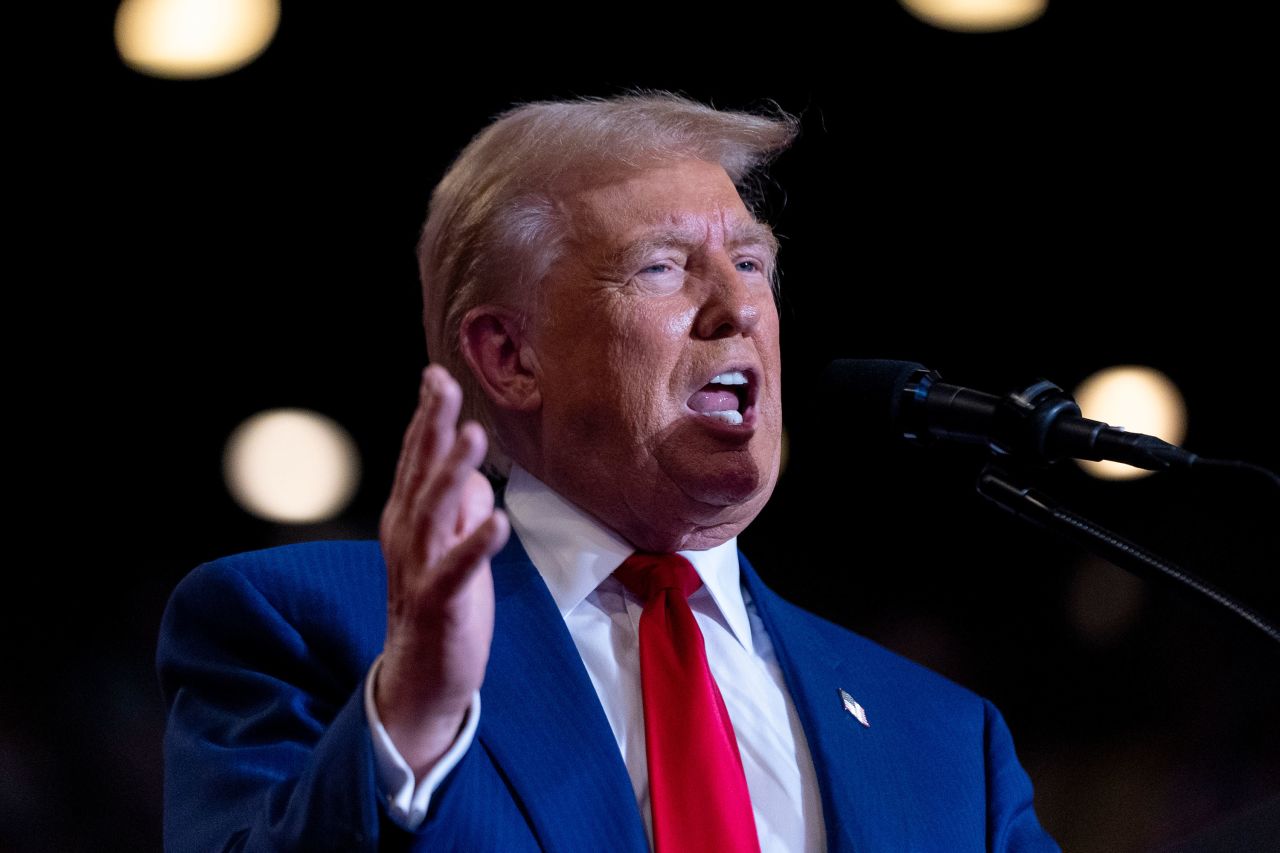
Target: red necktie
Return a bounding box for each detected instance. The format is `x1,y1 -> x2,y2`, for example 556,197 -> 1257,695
614,552 -> 761,853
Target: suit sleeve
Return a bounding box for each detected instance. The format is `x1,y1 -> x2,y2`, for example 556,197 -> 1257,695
983,699 -> 1061,853
365,658 -> 482,829
156,558 -> 479,852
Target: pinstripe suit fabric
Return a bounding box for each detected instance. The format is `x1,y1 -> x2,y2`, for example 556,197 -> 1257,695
158,536 -> 1058,852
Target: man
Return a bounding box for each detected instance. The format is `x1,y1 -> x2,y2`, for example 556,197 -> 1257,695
159,94 -> 1059,851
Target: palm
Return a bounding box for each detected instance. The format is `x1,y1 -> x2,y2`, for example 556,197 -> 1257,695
376,367 -> 509,774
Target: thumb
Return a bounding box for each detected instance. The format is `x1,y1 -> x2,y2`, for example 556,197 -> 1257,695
455,470 -> 496,539
435,509 -> 510,598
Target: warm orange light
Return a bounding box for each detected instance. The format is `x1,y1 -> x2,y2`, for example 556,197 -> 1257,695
1066,556 -> 1146,645
223,409 -> 361,523
898,0 -> 1047,33
1074,366 -> 1187,481
115,0 -> 280,79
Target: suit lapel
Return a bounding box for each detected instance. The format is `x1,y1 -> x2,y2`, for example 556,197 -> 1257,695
479,535 -> 650,853
739,553 -> 913,853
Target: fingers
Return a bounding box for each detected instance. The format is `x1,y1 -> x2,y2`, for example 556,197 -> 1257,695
383,365 -> 504,598
421,367 -> 464,485
456,469 -> 496,538
412,420 -> 488,556
434,509 -> 510,598
391,365 -> 463,506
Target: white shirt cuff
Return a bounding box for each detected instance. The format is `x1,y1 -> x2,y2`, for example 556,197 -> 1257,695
363,655 -> 482,830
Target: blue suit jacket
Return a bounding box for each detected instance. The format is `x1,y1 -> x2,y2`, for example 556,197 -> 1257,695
158,535 -> 1058,852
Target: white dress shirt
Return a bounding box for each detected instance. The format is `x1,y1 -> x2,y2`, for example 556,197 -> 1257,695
365,464 -> 826,852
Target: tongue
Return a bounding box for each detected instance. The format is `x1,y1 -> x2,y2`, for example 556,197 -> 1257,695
688,387 -> 739,413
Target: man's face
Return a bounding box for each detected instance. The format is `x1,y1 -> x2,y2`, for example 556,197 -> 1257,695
524,159 -> 783,551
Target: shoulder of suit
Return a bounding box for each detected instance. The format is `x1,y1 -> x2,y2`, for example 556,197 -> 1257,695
158,540 -> 386,708
186,538 -> 384,593
172,539 -> 386,641
198,539 -> 385,584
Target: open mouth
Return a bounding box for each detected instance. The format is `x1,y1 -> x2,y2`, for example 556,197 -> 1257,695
687,368 -> 757,427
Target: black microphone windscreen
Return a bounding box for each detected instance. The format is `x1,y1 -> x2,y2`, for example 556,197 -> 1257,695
821,359 -> 924,443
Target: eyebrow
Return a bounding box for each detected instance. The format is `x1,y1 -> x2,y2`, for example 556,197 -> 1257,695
605,219 -> 779,274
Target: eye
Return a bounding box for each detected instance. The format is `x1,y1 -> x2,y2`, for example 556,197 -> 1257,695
634,256 -> 686,279
630,257 -> 686,294
735,257 -> 767,275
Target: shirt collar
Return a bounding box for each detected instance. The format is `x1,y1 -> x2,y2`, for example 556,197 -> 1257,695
503,463 -> 755,655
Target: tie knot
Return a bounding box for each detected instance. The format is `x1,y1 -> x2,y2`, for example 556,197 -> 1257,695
614,552 -> 702,603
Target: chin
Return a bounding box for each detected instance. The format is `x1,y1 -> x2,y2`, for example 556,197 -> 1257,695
625,456 -> 778,552
670,449 -> 779,512
651,422 -> 781,521
686,468 -> 765,507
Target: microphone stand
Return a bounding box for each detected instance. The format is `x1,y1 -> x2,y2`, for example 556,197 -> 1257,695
975,462 -> 1280,646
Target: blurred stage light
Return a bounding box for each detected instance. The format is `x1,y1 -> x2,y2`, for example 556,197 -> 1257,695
898,0 -> 1047,32
1066,555 -> 1146,646
223,409 -> 361,524
1074,366 -> 1187,481
115,0 -> 280,79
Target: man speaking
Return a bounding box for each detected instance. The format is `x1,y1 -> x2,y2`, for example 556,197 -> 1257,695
159,93 -> 1059,851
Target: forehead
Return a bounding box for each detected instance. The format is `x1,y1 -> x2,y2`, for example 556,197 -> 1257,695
564,159 -> 762,248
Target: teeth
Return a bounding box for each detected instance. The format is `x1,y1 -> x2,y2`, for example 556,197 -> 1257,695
709,371 -> 748,386
702,410 -> 744,425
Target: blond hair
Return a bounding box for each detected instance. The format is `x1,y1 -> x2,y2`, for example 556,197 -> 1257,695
417,92 -> 798,472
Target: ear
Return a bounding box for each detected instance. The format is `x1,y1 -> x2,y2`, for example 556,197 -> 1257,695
458,305 -> 542,414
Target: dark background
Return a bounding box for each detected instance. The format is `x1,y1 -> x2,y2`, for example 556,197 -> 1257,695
10,3 -> 1277,851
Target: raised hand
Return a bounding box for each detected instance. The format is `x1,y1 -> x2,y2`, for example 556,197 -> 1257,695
374,364 -> 510,778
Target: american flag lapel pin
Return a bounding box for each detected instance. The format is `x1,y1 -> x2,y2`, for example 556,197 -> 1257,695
839,688 -> 870,728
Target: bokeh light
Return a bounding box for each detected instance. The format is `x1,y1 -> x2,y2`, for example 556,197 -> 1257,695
1066,555 -> 1147,645
1073,366 -> 1187,480
115,0 -> 280,79
223,408 -> 361,523
899,0 -> 1047,33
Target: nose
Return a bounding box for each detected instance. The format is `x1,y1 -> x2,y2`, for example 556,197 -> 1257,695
692,255 -> 764,340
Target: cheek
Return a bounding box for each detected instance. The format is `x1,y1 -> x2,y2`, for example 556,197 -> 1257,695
601,336 -> 667,430
608,302 -> 692,390
550,313 -> 668,444
662,305 -> 695,338
759,313 -> 783,402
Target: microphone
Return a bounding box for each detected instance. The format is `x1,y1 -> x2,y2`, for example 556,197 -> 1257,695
823,359 -> 1198,471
